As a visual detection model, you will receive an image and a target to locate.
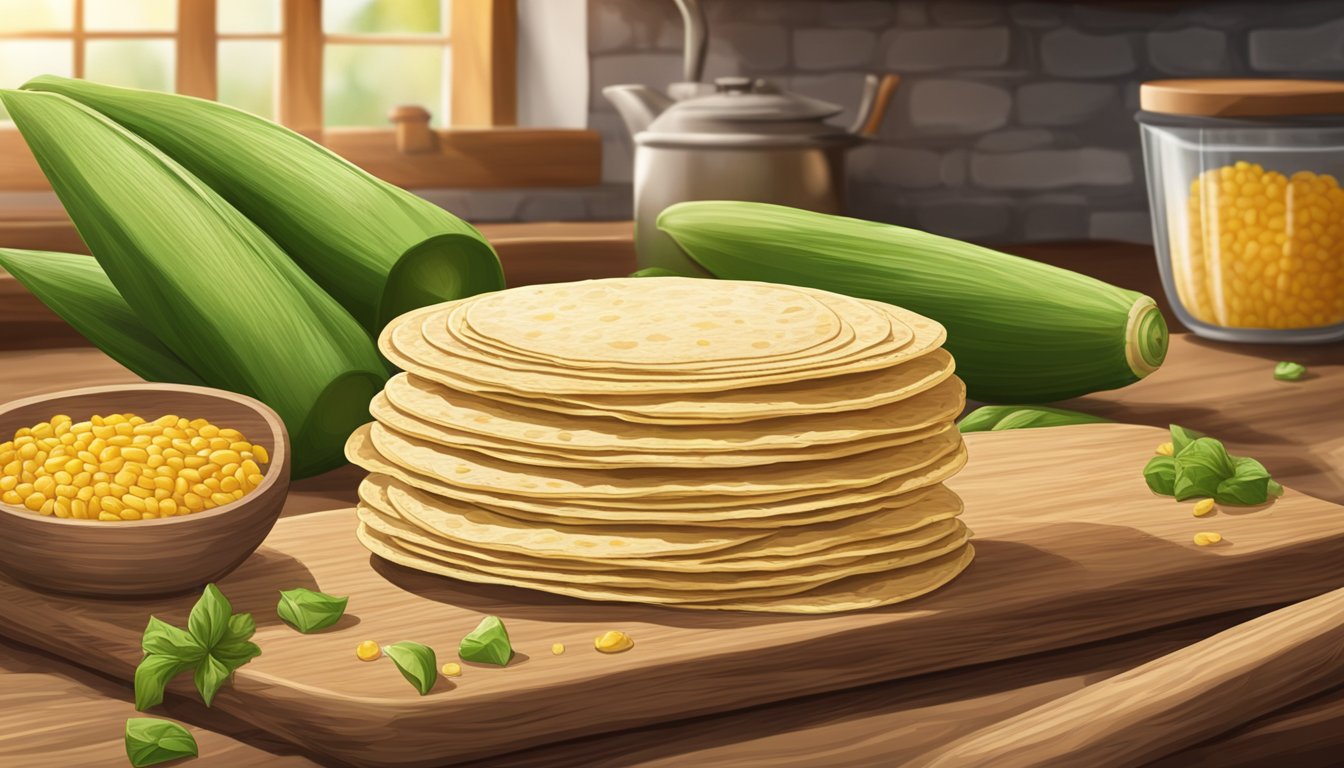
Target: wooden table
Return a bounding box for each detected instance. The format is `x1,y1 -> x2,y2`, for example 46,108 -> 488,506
2,229 -> 1342,767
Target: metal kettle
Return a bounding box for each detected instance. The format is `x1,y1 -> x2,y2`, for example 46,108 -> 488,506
603,0 -> 899,275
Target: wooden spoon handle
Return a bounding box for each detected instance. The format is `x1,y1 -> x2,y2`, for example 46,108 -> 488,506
906,585 -> 1344,768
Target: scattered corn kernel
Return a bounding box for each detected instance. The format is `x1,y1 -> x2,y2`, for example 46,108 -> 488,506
355,640 -> 382,661
0,413 -> 268,521
1155,442 -> 1174,457
1193,531 -> 1224,547
1193,498 -> 1216,517
594,630 -> 634,654
440,662 -> 462,677
551,643 -> 565,656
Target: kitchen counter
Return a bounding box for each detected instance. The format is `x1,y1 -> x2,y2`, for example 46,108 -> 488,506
1,229 -> 1341,767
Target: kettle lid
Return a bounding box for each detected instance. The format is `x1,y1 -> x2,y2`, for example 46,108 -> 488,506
643,77 -> 850,142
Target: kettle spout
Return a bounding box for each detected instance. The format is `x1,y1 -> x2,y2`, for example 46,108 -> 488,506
603,85 -> 675,137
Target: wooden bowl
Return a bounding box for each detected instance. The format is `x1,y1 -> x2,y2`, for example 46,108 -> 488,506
0,383 -> 290,597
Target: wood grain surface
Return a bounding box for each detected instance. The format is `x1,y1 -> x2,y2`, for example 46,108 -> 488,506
909,586 -> 1344,768
2,424 -> 1343,767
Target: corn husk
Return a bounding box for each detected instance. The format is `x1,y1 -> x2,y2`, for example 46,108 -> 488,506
1,89 -> 386,477
659,201 -> 1170,403
23,75 -> 504,335
0,248 -> 203,384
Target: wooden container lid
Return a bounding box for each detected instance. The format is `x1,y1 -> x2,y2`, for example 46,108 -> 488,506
1141,79 -> 1344,118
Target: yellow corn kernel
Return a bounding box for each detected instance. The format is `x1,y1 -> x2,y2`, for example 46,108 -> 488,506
54,497 -> 71,518
1193,531 -> 1224,546
551,643 -> 565,656
594,630 -> 634,654
441,662 -> 462,677
183,493 -> 205,512
208,437 -> 230,451
122,494 -> 147,513
0,476 -> 14,492
71,498 -> 88,519
355,640 -> 381,661
23,492 -> 46,512
220,476 -> 241,493
252,445 -> 269,464
209,449 -> 241,467
119,507 -> 142,521
210,492 -> 234,507
99,511 -> 121,522
246,474 -> 264,488
1193,498 -> 1216,517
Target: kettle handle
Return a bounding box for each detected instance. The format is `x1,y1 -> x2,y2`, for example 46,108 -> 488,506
850,73 -> 901,138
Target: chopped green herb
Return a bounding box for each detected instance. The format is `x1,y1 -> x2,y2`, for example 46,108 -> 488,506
1169,424 -> 1205,457
1173,437 -> 1235,501
957,405 -> 1110,433
134,584 -> 260,711
385,641 -> 437,695
459,616 -> 514,667
1274,361 -> 1307,381
1145,425 -> 1285,507
276,588 -> 349,634
124,718 -> 198,767
1215,456 -> 1273,506
1143,456 -> 1176,496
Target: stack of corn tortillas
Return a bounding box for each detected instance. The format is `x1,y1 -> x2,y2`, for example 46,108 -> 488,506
347,277 -> 973,613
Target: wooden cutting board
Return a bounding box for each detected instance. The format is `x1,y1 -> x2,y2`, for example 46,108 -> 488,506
3,423 -> 1344,768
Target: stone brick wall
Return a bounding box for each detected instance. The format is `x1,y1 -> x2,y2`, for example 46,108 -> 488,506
586,0 -> 1344,244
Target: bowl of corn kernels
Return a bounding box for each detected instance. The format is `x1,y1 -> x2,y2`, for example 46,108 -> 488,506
1138,79 -> 1344,343
0,383 -> 290,596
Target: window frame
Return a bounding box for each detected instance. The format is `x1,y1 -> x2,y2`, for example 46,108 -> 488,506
0,0 -> 599,192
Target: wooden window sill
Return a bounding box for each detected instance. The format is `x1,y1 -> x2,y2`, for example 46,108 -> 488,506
0,127 -> 602,192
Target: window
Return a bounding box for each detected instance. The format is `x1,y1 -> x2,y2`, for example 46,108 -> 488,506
0,0 -> 597,191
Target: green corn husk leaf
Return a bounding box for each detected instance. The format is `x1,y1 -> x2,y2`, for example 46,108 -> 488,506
24,75 -> 504,335
2,89 -> 386,477
0,248 -> 203,384
957,405 -> 1111,433
658,201 -> 1170,403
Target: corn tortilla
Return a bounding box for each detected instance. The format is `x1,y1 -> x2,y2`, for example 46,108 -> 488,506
380,301 -> 946,398
345,426 -> 968,523
358,521 -> 975,613
363,474 -> 966,569
366,421 -> 961,500
382,373 -> 965,455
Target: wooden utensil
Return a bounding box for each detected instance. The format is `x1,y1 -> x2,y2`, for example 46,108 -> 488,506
0,383 -> 290,597
907,585 -> 1344,768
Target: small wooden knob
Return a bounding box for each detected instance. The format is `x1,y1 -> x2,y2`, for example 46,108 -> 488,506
388,105 -> 435,154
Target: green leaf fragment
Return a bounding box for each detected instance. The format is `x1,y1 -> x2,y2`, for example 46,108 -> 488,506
193,653 -> 232,708
1169,424 -> 1205,457
125,718 -> 198,767
459,616 -> 514,667
1215,456 -> 1273,506
134,654 -> 191,713
276,587 -> 349,634
385,641 -> 437,695
957,405 -> 1111,433
1143,456 -> 1176,496
1274,361 -> 1307,381
134,584 -> 259,712
1173,437 -> 1235,501
1268,479 -> 1285,497
187,584 -> 232,650
140,617 -> 205,664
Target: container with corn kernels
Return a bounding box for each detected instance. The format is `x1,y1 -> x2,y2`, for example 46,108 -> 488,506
1138,79 -> 1344,343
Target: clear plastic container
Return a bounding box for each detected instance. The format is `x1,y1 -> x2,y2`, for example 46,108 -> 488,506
1138,79 -> 1344,343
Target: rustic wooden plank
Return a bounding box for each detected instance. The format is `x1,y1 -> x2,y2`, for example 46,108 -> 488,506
2,425 -> 1343,767
478,609 -> 1264,768
0,641 -> 317,767
1155,683 -> 1344,768
909,586 -> 1344,768
451,0 -> 518,127
320,128 -> 601,187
